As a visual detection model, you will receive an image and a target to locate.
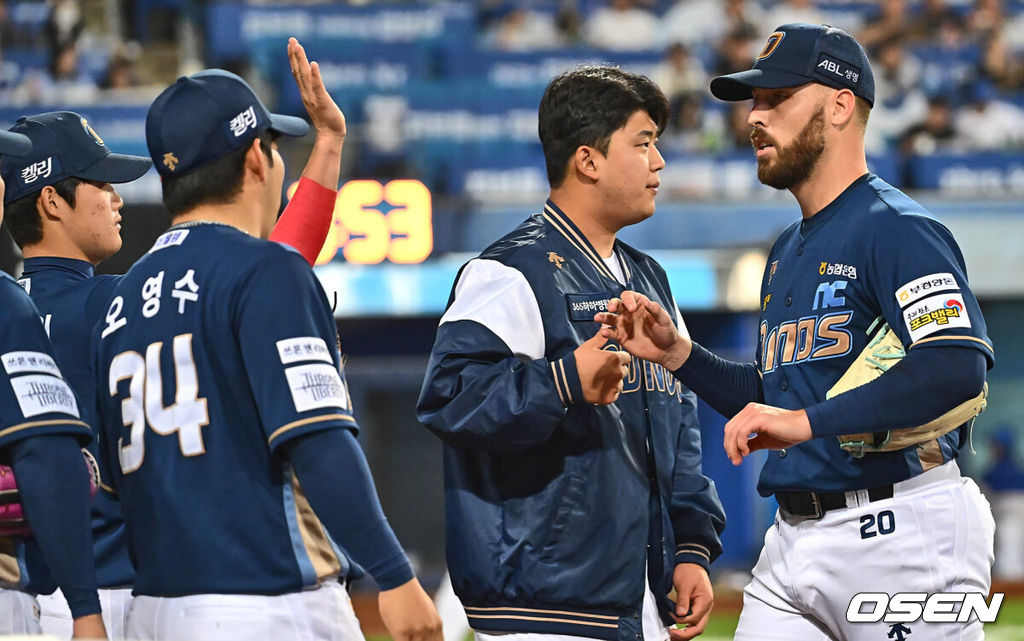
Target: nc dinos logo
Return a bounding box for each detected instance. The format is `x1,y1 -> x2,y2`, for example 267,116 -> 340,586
80,117 -> 104,145
757,32 -> 785,60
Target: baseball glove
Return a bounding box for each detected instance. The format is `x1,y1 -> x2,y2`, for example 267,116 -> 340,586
0,449 -> 101,538
826,318 -> 988,458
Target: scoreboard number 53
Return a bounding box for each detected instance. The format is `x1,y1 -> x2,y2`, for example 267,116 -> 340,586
286,179 -> 433,266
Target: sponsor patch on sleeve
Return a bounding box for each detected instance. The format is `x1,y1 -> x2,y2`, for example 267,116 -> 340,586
10,374 -> 79,418
566,293 -> 612,322
895,272 -> 958,308
276,337 -> 333,365
284,363 -> 350,413
2,351 -> 62,377
903,293 -> 971,342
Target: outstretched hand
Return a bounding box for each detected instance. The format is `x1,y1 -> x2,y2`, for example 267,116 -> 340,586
722,403 -> 812,465
593,291 -> 689,370
288,37 -> 346,140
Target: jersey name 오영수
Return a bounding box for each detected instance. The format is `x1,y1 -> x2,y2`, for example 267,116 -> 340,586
755,174 -> 993,496
94,223 -> 357,597
0,271 -> 92,593
19,257 -> 134,588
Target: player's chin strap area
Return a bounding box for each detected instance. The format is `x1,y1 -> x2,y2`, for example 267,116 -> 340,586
827,318 -> 988,458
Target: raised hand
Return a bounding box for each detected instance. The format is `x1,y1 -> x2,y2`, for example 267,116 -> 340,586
574,328 -> 631,405
287,37 -> 346,141
594,291 -> 690,370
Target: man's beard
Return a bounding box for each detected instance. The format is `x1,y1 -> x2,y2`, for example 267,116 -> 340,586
752,107 -> 826,190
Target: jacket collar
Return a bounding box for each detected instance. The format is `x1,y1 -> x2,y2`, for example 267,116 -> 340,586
542,199 -> 631,284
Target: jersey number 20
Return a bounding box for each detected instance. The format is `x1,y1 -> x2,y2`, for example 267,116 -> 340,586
108,334 -> 210,474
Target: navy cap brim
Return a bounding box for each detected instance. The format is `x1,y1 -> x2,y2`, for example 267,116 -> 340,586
76,152 -> 153,184
0,130 -> 32,157
268,113 -> 309,137
710,68 -> 816,101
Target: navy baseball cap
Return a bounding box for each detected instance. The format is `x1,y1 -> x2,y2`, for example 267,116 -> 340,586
146,69 -> 309,177
0,130 -> 31,157
2,111 -> 152,204
711,24 -> 875,107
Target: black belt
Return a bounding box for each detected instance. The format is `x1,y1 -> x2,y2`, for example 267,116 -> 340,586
776,484 -> 894,519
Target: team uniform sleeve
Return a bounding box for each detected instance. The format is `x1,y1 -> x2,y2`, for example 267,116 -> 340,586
9,435 -> 100,618
869,214 -> 993,365
283,429 -> 414,590
416,259 -> 584,454
0,284 -> 91,456
269,177 -> 337,266
234,250 -> 358,454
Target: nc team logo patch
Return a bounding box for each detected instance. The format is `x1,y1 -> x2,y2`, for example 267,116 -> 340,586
81,117 -> 104,145
903,293 -> 971,342
548,252 -> 565,269
757,32 -> 785,60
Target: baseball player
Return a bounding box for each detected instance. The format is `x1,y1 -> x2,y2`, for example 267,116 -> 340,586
93,65 -> 442,641
0,39 -> 346,639
596,24 -> 994,641
0,129 -> 106,638
418,66 -> 725,641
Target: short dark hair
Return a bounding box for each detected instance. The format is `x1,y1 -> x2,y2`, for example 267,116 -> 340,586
161,131 -> 275,217
3,176 -> 82,248
538,65 -> 669,187
854,96 -> 872,129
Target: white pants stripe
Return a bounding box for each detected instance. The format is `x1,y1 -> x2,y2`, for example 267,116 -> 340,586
734,461 -> 995,641
127,581 -> 364,641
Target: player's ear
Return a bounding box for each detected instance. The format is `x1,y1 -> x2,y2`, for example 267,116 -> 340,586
37,185 -> 66,221
244,137 -> 268,183
574,145 -> 600,182
831,88 -> 857,129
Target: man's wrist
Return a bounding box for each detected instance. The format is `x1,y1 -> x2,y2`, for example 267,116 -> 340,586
662,335 -> 691,371
312,132 -> 345,149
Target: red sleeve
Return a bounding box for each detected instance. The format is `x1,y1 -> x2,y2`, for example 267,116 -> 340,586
269,177 -> 337,266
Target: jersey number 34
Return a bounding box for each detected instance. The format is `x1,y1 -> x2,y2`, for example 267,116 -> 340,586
108,334 -> 210,474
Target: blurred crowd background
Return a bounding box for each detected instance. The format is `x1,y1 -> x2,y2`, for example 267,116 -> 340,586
1,0 -> 1023,599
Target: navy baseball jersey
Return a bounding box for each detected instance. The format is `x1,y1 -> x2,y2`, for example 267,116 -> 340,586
94,223 -> 358,597
19,257 -> 134,588
0,271 -> 91,593
756,174 -> 993,495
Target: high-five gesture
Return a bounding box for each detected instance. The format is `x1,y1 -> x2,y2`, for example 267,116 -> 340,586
288,37 -> 346,141
594,291 -> 690,370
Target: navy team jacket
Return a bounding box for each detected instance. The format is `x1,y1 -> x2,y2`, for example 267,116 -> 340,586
418,200 -> 725,641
